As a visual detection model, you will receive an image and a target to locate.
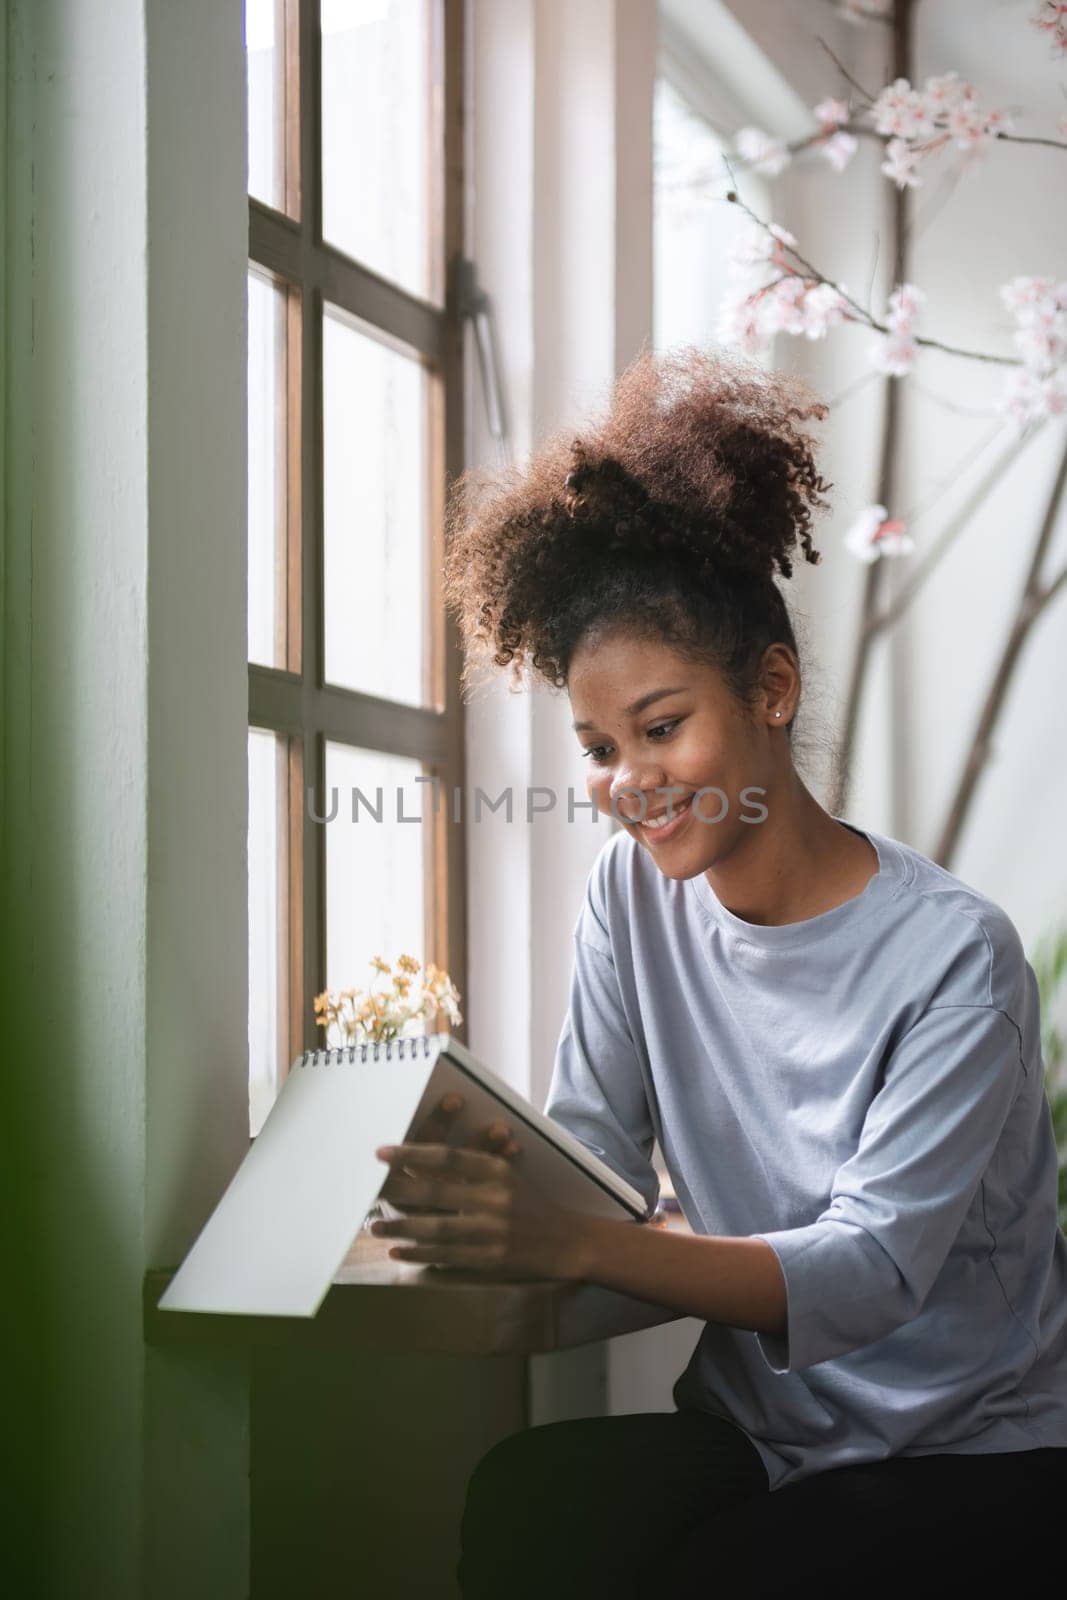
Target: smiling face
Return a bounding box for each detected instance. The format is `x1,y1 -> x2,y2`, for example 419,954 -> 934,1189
568,626 -> 796,880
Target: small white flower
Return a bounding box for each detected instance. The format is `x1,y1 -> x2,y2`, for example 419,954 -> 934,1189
763,276 -> 809,336
814,97 -> 850,129
886,283 -> 926,332
872,77 -> 936,140
727,221 -> 797,276
820,130 -> 859,173
880,137 -> 924,189
843,505 -> 913,563
946,102 -> 989,150
981,107 -> 1015,136
869,329 -> 919,376
801,282 -> 850,339
734,126 -> 792,177
996,366 -> 1067,430
716,290 -> 770,356
921,71 -> 972,114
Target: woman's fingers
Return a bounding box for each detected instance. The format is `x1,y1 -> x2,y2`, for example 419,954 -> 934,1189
474,1120 -> 521,1159
373,1208 -> 509,1245
411,1090 -> 465,1147
379,1170 -> 512,1214
376,1141 -> 512,1184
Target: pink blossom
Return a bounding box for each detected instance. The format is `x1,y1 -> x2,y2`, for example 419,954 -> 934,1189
945,102 -> 990,151
921,71 -> 973,114
1031,3 -> 1067,57
727,222 -> 797,276
997,367 -> 1067,429
734,127 -> 791,177
999,275 -> 1059,314
981,107 -> 1016,136
869,330 -> 919,377
880,137 -> 924,189
820,130 -> 859,173
814,97 -> 850,129
762,276 -> 809,336
871,78 -> 936,140
886,283 -> 926,332
843,504 -> 914,563
801,283 -> 850,339
716,291 -> 768,357
996,274 -> 1067,426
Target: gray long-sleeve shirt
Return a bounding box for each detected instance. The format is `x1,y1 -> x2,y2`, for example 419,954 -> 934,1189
542,818 -> 1067,1491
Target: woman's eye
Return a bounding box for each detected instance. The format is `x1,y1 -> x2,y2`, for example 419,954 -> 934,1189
648,720 -> 680,741
580,745 -> 610,762
580,720 -> 680,763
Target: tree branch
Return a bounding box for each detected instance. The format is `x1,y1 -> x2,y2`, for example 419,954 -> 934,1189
933,436 -> 1067,866
829,0 -> 914,817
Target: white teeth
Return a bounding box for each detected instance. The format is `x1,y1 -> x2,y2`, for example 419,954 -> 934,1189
642,799 -> 691,829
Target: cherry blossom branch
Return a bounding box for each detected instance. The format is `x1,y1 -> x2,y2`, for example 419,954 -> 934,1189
934,437 -> 1067,865
724,189 -> 1020,367
816,37 -> 879,105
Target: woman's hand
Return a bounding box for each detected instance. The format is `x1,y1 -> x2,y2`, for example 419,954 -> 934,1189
372,1093 -> 588,1280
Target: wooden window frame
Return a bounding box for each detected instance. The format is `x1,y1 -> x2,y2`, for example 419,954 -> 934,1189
248,0 -> 468,1081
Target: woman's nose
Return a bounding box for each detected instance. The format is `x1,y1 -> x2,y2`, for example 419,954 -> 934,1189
609,762 -> 667,809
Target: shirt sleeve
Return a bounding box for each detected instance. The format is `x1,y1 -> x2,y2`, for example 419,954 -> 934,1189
542,876 -> 661,1221
751,1000 -> 1026,1374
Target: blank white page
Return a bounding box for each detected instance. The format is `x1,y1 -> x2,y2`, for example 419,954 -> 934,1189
157,1052 -> 436,1317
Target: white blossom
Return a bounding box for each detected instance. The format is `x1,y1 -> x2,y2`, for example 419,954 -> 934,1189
886,283 -> 926,332
716,289 -> 770,357
843,504 -> 914,563
1031,2 -> 1067,58
820,130 -> 859,173
996,275 -> 1067,428
921,71 -> 972,114
734,127 -> 792,177
762,276 -> 809,336
871,78 -> 936,141
802,282 -> 851,339
869,329 -> 919,377
945,101 -> 991,151
881,137 -> 924,189
996,367 -> 1067,429
727,222 -> 797,276
813,97 -> 850,129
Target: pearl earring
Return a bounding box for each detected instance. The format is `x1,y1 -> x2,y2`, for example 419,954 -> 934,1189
775,711 -> 782,718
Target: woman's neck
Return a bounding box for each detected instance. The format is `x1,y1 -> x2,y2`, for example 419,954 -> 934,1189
703,786 -> 879,928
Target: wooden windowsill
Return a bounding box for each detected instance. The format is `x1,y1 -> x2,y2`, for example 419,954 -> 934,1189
143,1211 -> 693,1357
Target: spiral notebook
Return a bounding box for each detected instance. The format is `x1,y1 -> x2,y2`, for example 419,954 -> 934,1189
156,1032 -> 650,1318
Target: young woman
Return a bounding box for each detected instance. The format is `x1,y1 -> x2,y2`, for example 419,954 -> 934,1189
372,348 -> 1067,1596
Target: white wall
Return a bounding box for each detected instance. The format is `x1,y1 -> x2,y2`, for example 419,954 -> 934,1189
760,0 -> 1067,953
3,1 -> 250,1592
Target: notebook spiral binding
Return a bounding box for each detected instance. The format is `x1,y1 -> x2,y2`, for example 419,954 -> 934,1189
297,1034 -> 438,1069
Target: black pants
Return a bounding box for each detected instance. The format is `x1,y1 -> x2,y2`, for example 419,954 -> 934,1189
456,1409 -> 1067,1598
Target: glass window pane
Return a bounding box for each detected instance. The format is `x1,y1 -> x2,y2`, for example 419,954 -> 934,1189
248,270 -> 291,670
249,729 -> 291,1135
323,308 -> 431,706
324,743 -> 427,1012
321,0 -> 442,305
653,78 -> 772,360
246,0 -> 291,213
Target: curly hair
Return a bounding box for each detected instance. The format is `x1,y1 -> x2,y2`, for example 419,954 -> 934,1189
443,345 -> 832,721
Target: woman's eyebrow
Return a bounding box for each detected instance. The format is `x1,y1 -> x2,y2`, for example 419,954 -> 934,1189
572,686 -> 688,732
